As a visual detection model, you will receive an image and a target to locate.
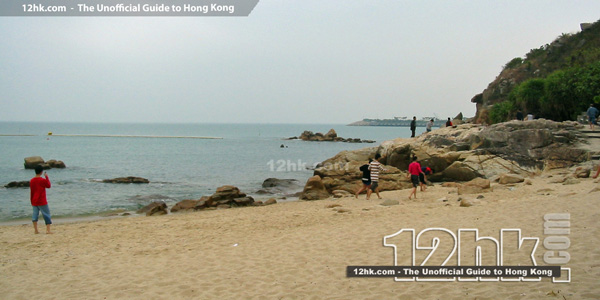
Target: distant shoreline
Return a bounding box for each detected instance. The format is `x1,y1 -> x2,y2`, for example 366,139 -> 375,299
1,134 -> 223,139
348,119 -> 447,127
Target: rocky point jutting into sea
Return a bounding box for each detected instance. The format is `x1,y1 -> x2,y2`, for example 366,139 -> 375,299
298,119 -> 597,199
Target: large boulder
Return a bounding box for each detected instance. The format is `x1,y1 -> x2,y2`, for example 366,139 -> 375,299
499,173 -> 525,184
324,129 -> 338,140
299,131 -> 316,141
208,186 -> 254,207
170,199 -> 201,213
299,175 -> 330,200
24,156 -> 66,170
259,178 -> 303,194
137,201 -> 168,216
457,178 -> 492,195
443,161 -> 481,181
45,160 -> 66,169
24,156 -> 45,169
146,202 -> 168,216
210,185 -> 245,201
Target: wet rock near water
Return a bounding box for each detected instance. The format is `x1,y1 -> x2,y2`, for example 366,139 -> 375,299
4,181 -> 30,188
128,194 -> 176,203
288,129 -> 375,143
137,201 -> 168,216
103,177 -> 150,184
256,178 -> 303,195
24,156 -> 66,170
170,185 -> 256,213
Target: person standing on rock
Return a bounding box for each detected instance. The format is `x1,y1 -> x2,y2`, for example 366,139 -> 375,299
516,110 -> 524,121
426,119 -> 434,133
30,165 -> 53,234
587,104 -> 599,130
526,113 -> 534,121
410,116 -> 417,137
355,159 -> 372,198
408,156 -> 424,200
367,154 -> 385,200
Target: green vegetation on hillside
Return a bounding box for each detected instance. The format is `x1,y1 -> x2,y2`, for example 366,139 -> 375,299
479,20 -> 600,124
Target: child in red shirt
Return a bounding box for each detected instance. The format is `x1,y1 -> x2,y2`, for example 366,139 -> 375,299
30,165 -> 52,234
407,156 -> 424,200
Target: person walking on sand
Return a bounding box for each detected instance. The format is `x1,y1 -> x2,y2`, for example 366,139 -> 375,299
426,119 -> 434,133
410,116 -> 417,137
30,165 -> 52,234
367,154 -> 385,200
355,159 -> 372,198
407,156 -> 424,199
587,104 -> 599,130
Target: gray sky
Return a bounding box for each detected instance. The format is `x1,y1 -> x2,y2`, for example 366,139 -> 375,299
1,0 -> 600,124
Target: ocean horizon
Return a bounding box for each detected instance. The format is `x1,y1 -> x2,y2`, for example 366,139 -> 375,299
0,121 -> 424,222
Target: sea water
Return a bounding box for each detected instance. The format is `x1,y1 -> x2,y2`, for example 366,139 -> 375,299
0,122 -> 416,222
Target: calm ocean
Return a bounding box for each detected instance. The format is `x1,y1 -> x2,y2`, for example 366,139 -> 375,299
0,122 -> 415,222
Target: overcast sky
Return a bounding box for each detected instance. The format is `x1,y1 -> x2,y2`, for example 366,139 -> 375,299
1,0 -> 600,124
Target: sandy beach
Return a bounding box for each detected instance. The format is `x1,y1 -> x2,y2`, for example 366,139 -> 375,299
1,171 -> 599,299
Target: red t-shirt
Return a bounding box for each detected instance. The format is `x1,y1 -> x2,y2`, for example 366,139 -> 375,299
408,162 -> 422,176
30,176 -> 51,206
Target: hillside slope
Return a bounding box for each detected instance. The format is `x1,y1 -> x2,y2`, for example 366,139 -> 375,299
472,20 -> 600,123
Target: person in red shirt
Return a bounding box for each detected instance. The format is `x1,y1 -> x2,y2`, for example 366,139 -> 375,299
30,165 -> 52,234
407,156 -> 424,200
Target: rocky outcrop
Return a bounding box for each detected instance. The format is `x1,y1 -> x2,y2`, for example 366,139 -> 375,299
170,198 -> 209,213
378,120 -> 587,180
103,177 -> 150,184
137,201 -> 168,216
499,174 -> 525,184
307,119 -> 591,195
171,185 -> 255,213
457,178 -> 492,195
4,181 -> 30,188
24,156 -> 66,170
264,198 -> 277,205
299,175 -> 330,200
257,178 -> 303,195
290,129 -> 375,143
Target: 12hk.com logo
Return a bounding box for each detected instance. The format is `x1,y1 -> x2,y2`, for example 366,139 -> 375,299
348,213 -> 570,283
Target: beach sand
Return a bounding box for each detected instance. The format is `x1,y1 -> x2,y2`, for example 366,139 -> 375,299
1,172 -> 599,299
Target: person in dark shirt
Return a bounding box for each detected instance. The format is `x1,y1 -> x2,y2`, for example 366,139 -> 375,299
446,117 -> 453,127
410,116 -> 417,138
516,111 -> 524,121
355,159 -> 372,198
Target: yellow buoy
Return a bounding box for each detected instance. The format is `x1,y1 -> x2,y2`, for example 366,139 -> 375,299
48,132 -> 53,136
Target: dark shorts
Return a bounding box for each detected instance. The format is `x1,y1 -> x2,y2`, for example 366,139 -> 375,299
361,179 -> 371,186
419,173 -> 426,184
370,181 -> 379,191
410,175 -> 419,187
